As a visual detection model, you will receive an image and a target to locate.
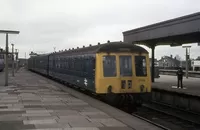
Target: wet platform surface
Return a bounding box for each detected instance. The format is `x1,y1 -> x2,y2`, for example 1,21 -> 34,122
153,75 -> 200,96
0,69 -> 162,130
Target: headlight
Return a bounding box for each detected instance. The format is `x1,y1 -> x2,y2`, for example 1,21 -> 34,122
128,80 -> 132,89
121,80 -> 126,89
140,85 -> 145,92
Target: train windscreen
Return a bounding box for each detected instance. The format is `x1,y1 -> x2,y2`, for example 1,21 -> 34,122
135,56 -> 147,76
119,56 -> 132,76
103,55 -> 116,77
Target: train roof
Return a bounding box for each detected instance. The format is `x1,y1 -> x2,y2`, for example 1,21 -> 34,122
28,42 -> 148,59
51,41 -> 148,55
29,53 -> 50,58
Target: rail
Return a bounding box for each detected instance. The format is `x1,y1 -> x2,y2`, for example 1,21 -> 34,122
132,113 -> 170,130
134,101 -> 200,130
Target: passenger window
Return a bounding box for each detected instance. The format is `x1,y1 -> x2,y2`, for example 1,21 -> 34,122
120,56 -> 132,76
92,58 -> 95,70
103,55 -> 116,77
135,56 -> 147,76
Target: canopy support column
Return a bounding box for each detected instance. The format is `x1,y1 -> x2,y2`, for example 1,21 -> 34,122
151,45 -> 155,82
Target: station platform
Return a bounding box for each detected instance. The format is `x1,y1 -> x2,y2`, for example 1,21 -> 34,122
0,69 -> 162,130
152,75 -> 200,96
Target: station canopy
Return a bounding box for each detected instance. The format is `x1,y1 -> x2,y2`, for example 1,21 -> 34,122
123,12 -> 200,47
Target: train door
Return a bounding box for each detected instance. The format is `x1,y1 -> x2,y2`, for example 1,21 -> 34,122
134,55 -> 151,93
47,55 -> 49,75
52,54 -> 56,77
119,55 -> 133,90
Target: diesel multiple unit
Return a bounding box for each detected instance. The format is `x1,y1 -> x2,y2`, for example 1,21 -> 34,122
28,41 -> 151,107
0,54 -> 4,72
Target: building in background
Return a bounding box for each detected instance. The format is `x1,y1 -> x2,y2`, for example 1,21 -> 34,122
191,56 -> 200,71
158,55 -> 180,69
158,54 -> 193,70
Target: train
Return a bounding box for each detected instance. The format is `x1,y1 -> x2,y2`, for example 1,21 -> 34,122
0,54 -> 4,72
28,41 -> 151,107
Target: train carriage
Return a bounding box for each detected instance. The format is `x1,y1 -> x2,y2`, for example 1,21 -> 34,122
0,54 -> 4,72
0,48 -> 4,72
28,41 -> 151,107
49,46 -> 96,91
28,54 -> 49,75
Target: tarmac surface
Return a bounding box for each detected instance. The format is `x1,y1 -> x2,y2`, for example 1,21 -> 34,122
0,68 -> 162,130
153,75 -> 200,96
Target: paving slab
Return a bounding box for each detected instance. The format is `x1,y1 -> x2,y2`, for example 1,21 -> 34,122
0,69 -> 163,130
88,118 -> 127,127
23,119 -> 57,125
0,121 -> 35,130
34,123 -> 70,129
99,127 -> 133,130
69,122 -> 104,127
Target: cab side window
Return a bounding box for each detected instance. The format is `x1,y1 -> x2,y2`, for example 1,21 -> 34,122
135,56 -> 147,76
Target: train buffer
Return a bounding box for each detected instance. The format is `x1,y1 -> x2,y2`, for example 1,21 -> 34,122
0,68 -> 164,130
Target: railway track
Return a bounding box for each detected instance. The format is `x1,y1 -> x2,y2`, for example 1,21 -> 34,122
133,101 -> 200,130
49,74 -> 200,130
132,113 -> 170,130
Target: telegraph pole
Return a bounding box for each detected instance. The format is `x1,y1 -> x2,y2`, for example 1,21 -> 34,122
11,44 -> 14,77
5,34 -> 9,85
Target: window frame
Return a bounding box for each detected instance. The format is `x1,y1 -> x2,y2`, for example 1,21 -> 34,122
102,55 -> 117,77
135,55 -> 147,77
119,55 -> 133,77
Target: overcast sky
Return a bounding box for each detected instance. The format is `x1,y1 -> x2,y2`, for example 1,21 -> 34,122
0,0 -> 200,60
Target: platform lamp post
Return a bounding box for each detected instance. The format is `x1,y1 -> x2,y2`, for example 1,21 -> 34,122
11,43 -> 15,77
0,30 -> 20,86
15,49 -> 19,73
182,45 -> 191,79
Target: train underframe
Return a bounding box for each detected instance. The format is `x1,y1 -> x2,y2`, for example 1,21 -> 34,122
29,69 -> 151,110
101,92 -> 151,109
